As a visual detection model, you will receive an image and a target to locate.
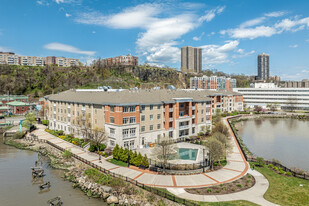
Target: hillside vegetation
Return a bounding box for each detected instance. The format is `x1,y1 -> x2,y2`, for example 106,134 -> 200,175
0,64 -> 187,97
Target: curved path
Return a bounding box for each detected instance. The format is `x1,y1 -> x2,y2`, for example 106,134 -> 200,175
167,169 -> 278,206
32,117 -> 248,188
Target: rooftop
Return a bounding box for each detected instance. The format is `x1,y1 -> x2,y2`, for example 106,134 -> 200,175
6,101 -> 30,106
47,89 -> 241,105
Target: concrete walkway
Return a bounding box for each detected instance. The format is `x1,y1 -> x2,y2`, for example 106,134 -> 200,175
167,169 -> 278,206
31,117 -> 249,188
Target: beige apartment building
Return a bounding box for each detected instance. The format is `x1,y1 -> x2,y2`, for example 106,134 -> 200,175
55,57 -> 80,67
19,56 -> 45,66
46,89 -> 243,150
0,52 -> 19,65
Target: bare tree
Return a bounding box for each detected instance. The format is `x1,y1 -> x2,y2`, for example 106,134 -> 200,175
152,135 -> 178,174
75,113 -> 92,140
90,127 -> 108,153
205,137 -> 224,169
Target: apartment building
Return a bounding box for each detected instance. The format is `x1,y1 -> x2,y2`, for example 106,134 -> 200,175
19,56 -> 45,66
47,89 -> 243,149
284,79 -> 309,88
0,95 -> 28,104
0,52 -> 19,65
234,83 -> 309,110
190,76 -> 237,92
55,57 -> 80,67
99,54 -> 138,67
181,46 -> 202,74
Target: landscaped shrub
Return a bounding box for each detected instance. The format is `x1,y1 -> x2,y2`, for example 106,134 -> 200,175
59,136 -> 65,140
279,170 -> 285,174
256,157 -> 265,166
268,164 -> 273,168
88,143 -> 107,152
42,120 -> 49,126
273,166 -> 279,171
81,142 -> 88,148
72,138 -> 81,146
286,171 -> 292,176
64,135 -> 72,143
89,144 -> 97,152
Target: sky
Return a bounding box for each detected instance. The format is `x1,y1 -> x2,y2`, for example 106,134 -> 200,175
1,0 -> 309,80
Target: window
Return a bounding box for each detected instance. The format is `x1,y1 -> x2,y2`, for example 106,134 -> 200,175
157,114 -> 161,119
123,129 -> 129,138
141,126 -> 145,132
124,141 -> 129,148
130,140 -> 134,148
123,106 -> 129,113
179,111 -> 184,116
110,106 -> 114,112
150,125 -> 153,130
95,109 -> 97,114
157,124 -> 161,129
110,128 -> 115,135
130,117 -> 136,124
180,103 -> 184,108
95,119 -> 97,124
201,118 -> 204,122
150,105 -> 153,110
130,128 -> 136,136
141,115 -> 145,121
130,106 -> 135,112
158,105 -> 161,109
123,117 -> 129,124
201,109 -> 204,114
192,127 -> 195,134
150,115 -> 153,120
141,105 -> 145,111
110,117 -> 114,123
110,140 -> 115,146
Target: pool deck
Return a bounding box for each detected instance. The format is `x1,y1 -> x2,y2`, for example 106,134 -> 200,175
31,117 -> 249,189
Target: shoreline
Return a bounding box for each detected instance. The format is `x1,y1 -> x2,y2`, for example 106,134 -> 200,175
3,137 -> 180,206
227,114 -> 309,175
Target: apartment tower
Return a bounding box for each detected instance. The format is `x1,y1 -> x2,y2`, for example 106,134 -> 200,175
257,53 -> 270,81
181,46 -> 202,74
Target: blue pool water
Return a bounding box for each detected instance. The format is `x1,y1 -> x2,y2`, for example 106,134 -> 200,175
178,148 -> 198,160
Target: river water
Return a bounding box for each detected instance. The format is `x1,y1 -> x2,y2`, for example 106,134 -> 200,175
235,118 -> 309,172
0,136 -> 106,206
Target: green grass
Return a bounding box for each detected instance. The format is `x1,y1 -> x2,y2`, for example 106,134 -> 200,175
252,163 -> 309,206
154,188 -> 258,206
107,158 -> 128,167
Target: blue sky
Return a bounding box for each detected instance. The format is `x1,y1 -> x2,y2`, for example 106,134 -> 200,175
1,0 -> 309,80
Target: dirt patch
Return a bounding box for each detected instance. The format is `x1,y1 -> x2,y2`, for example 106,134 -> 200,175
185,173 -> 255,195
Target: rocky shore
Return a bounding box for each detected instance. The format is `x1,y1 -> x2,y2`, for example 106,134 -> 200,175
5,137 -> 180,206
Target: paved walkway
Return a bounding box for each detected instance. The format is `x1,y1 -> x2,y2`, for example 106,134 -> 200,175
167,169 -> 278,206
31,117 -> 249,188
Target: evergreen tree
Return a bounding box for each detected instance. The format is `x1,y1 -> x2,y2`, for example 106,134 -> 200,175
136,152 -> 143,167
112,144 -> 120,160
128,150 -> 133,165
130,151 -> 138,165
119,147 -> 125,162
122,148 -> 129,163
142,154 -> 149,168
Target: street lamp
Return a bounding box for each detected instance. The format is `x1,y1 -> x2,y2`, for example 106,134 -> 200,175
203,148 -> 205,173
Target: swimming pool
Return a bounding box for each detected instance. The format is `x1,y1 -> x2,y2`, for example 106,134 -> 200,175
178,148 -> 198,160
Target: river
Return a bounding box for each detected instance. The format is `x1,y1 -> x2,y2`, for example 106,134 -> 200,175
0,135 -> 106,206
235,118 -> 309,172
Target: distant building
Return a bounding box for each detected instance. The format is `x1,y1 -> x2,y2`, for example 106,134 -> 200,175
100,54 -> 138,67
190,76 -> 236,91
234,83 -> 309,110
6,101 -> 31,114
181,46 -> 202,74
269,76 -> 280,82
0,52 -> 19,65
0,52 -> 80,67
284,79 -> 309,88
19,56 -> 45,66
0,95 -> 28,104
257,53 -> 270,81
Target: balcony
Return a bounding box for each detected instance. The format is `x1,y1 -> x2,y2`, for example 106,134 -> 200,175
192,115 -> 195,118
67,122 -> 71,126
206,112 -> 211,115
168,127 -> 173,131
192,123 -> 195,127
54,111 -> 56,114
82,116 -> 86,121
169,117 -> 173,122
123,134 -> 136,139
206,120 -> 212,124
110,133 -> 115,138
192,106 -> 195,110
82,107 -> 86,111
179,125 -> 189,130
67,114 -> 71,117
169,108 -> 173,112
68,105 -> 71,109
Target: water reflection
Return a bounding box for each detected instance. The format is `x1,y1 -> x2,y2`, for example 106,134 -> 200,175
236,118 -> 309,172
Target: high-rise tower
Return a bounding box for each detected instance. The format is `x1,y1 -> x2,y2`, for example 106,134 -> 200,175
181,46 -> 202,74
257,53 -> 269,80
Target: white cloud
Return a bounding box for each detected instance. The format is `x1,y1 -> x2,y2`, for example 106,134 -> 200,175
221,12 -> 309,40
193,32 -> 205,41
0,46 -> 12,52
44,42 -> 95,56
232,50 -> 255,58
306,39 -> 309,42
289,44 -> 298,48
240,17 -> 266,28
65,13 -> 71,17
200,40 -> 239,65
198,6 -> 225,23
36,0 -> 49,6
54,0 -> 81,4
92,31 -> 96,34
76,3 -> 226,64
264,11 -> 286,17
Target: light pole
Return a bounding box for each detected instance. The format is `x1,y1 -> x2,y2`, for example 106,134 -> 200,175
203,148 -> 205,173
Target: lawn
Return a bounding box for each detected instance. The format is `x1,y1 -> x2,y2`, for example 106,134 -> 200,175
253,163 -> 309,206
107,158 -> 128,167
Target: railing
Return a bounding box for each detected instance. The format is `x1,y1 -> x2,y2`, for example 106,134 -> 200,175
110,133 -> 115,138
169,108 -> 173,112
169,117 -> 173,122
179,125 -> 189,130
192,106 -> 195,110
149,159 -> 210,172
45,139 -> 198,206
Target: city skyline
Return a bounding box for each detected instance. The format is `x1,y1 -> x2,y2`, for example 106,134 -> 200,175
1,0 -> 309,80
